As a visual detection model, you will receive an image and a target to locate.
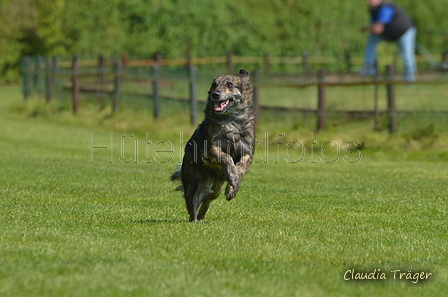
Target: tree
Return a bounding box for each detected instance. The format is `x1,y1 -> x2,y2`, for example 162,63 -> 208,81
1,0 -> 447,83
0,0 -> 34,82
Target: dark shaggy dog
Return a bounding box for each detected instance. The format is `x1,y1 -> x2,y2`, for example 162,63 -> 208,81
171,69 -> 256,222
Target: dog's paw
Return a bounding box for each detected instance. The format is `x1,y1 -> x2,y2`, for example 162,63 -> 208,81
225,183 -> 239,201
226,165 -> 239,187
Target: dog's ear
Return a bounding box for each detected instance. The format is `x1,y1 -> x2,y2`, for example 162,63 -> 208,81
207,80 -> 217,95
238,69 -> 250,83
237,69 -> 252,100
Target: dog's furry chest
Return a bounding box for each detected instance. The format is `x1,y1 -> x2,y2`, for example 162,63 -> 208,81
213,131 -> 243,158
206,121 -> 252,163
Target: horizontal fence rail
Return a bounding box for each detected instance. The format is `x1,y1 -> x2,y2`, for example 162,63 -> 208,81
21,52 -> 448,133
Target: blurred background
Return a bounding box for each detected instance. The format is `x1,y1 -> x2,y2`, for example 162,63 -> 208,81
2,0 -> 448,141
1,0 -> 448,82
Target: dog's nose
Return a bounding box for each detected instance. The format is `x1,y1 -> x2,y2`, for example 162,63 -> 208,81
211,90 -> 220,99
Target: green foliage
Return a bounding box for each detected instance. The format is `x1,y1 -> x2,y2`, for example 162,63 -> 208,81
1,0 -> 448,82
34,0 -> 67,55
404,1 -> 448,51
0,0 -> 33,82
62,0 -> 126,55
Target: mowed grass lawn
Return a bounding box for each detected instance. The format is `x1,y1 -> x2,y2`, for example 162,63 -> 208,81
1,86 -> 447,296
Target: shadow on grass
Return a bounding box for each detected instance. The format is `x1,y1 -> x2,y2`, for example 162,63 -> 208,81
132,218 -> 186,224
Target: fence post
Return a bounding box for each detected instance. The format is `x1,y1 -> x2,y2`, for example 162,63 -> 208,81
385,64 -> 396,133
227,50 -> 234,74
302,51 -> 310,80
317,69 -> 326,132
52,56 -> 59,88
121,53 -> 128,70
72,55 -> 79,114
34,56 -> 43,93
45,58 -> 52,103
373,61 -> 380,131
442,50 -> 448,70
188,53 -> 198,125
112,55 -> 121,113
264,52 -> 270,73
252,70 -> 260,129
152,52 -> 161,119
21,56 -> 31,100
344,50 -> 352,73
98,54 -> 106,109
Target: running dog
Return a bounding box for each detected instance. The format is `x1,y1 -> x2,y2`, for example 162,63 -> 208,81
171,69 -> 256,222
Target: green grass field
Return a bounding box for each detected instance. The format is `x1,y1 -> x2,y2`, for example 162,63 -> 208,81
1,86 -> 447,296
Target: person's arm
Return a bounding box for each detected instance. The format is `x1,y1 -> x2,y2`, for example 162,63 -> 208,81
360,23 -> 384,35
361,5 -> 394,35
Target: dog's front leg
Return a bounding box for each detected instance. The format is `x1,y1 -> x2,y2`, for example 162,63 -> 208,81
225,154 -> 252,201
235,154 -> 252,176
224,162 -> 240,201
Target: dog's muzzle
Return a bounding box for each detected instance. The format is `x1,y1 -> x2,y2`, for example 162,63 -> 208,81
213,99 -> 232,112
211,91 -> 233,113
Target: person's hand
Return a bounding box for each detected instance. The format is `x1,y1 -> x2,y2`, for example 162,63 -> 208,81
371,23 -> 385,35
360,25 -> 371,33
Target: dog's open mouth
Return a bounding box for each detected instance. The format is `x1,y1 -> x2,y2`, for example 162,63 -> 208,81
213,99 -> 232,112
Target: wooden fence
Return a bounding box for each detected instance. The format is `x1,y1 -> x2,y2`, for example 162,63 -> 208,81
21,53 -> 448,133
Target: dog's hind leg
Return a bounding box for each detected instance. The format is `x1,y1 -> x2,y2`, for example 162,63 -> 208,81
197,181 -> 224,221
196,197 -> 213,222
185,180 -> 217,222
184,181 -> 201,222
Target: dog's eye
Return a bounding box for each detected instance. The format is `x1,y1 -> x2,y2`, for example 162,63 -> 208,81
227,82 -> 233,87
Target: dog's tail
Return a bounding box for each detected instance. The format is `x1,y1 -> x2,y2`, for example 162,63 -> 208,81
170,165 -> 183,191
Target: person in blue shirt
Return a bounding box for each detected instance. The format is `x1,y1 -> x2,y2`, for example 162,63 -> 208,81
358,0 -> 417,81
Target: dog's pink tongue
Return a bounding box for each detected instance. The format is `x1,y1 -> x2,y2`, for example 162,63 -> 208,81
214,100 -> 228,112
